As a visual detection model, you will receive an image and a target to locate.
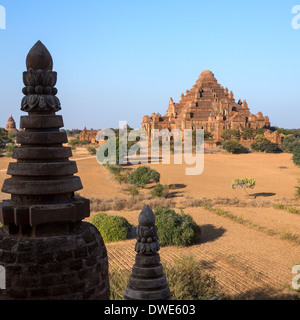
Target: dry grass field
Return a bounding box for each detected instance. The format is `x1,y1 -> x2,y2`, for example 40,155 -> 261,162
1,148 -> 299,299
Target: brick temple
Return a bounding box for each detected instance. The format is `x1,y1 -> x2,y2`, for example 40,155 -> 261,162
142,70 -> 271,141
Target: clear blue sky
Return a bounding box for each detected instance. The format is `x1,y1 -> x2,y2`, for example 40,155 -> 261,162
0,0 -> 299,130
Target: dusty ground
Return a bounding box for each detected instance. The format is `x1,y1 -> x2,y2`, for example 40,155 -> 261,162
0,148 -> 299,299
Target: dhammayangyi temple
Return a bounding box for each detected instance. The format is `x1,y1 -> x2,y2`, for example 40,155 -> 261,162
141,70 -> 272,141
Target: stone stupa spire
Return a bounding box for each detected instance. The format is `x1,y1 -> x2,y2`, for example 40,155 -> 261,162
124,205 -> 171,300
1,40 -> 89,237
0,41 -> 109,300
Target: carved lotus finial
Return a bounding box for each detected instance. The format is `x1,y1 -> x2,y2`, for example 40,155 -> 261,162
26,41 -> 53,71
21,41 -> 61,113
135,206 -> 160,254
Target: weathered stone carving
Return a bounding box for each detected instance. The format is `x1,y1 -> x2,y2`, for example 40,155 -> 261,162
124,205 -> 171,300
0,41 -> 110,300
135,206 -> 160,254
21,41 -> 61,112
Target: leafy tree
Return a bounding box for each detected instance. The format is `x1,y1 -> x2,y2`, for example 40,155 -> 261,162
0,128 -> 13,150
241,127 -> 256,140
282,135 -> 300,153
150,184 -> 169,198
231,178 -> 256,196
277,128 -> 292,136
87,146 -> 97,155
221,129 -> 241,141
251,135 -> 282,153
154,207 -> 201,247
222,140 -> 248,154
292,145 -> 300,168
128,166 -> 160,187
91,213 -> 132,243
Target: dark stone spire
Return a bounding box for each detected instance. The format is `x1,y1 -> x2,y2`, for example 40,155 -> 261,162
1,41 -> 89,237
124,206 -> 171,300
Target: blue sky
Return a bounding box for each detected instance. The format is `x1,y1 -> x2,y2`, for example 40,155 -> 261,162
0,0 -> 299,130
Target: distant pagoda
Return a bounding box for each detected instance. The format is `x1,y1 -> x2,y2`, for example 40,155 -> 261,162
6,114 -> 17,133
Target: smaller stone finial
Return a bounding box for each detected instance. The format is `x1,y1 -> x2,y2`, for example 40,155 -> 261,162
135,205 -> 160,254
123,206 -> 171,300
169,97 -> 174,105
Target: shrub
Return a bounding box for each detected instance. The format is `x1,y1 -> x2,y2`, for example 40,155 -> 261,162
5,144 -> 15,158
165,256 -> 223,300
277,128 -> 292,136
292,145 -> 300,167
109,267 -> 131,300
232,178 -> 256,196
150,184 -> 169,198
241,127 -> 256,140
282,135 -> 297,153
109,256 -> 224,300
68,138 -> 80,147
105,164 -> 131,184
222,140 -> 248,154
154,207 -> 201,247
221,129 -> 240,141
87,146 -> 97,155
128,166 -> 160,187
251,138 -> 282,153
296,185 -> 300,200
128,187 -> 139,197
91,213 -> 132,243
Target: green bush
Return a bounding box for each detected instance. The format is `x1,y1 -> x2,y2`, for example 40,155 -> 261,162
296,185 -> 300,200
241,127 -> 256,140
87,146 -> 97,155
221,129 -> 241,141
91,213 -> 132,243
128,166 -> 160,187
128,187 -> 139,197
165,256 -> 223,300
292,145 -> 300,168
277,128 -> 292,136
5,144 -> 15,158
282,135 -> 299,153
222,140 -> 248,154
150,184 -> 169,198
154,207 -> 201,247
68,138 -> 80,147
251,138 -> 282,153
